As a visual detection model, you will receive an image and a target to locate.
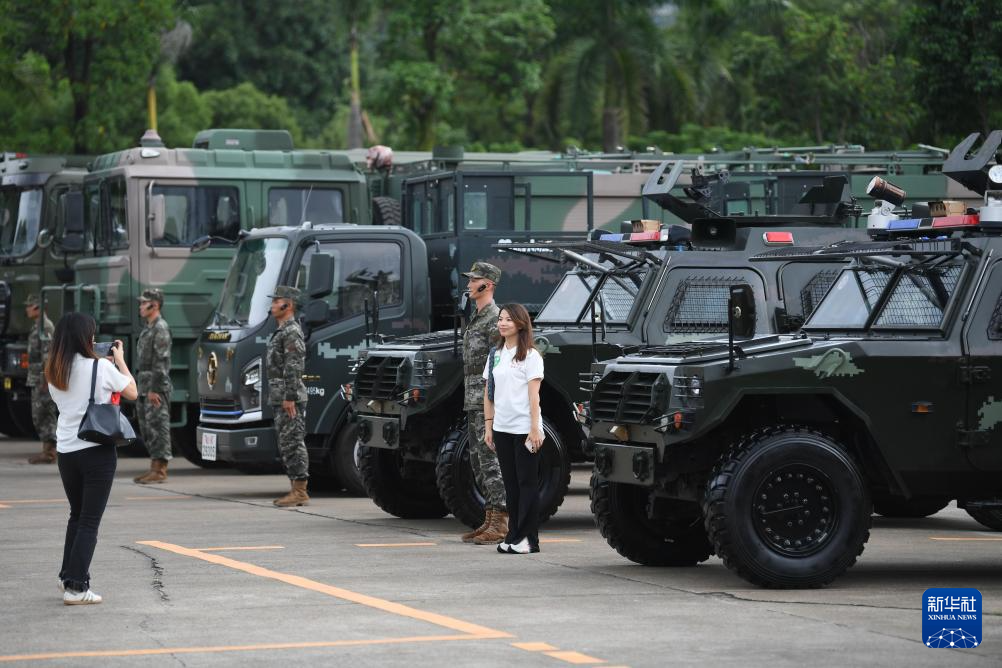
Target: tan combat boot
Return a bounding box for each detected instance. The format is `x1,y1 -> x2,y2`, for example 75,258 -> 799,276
274,479 -> 310,507
137,459 -> 168,485
474,510 -> 508,545
133,459 -> 156,483
462,508 -> 493,543
28,441 -> 56,464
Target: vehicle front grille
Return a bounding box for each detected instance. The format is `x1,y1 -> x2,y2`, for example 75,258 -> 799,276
355,355 -> 406,399
200,398 -> 243,416
592,371 -> 660,423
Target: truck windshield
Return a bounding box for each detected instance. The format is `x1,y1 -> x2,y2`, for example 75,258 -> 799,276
536,269 -> 649,325
0,187 -> 43,256
215,237 -> 289,327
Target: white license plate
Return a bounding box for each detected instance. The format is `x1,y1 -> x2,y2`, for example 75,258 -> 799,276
200,432 -> 217,461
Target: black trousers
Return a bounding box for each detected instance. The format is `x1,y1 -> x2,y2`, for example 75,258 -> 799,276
57,444 -> 117,592
493,430 -> 539,547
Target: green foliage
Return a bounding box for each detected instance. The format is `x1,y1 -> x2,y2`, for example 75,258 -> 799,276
628,124 -> 801,154
156,67 -> 211,149
203,84 -> 304,146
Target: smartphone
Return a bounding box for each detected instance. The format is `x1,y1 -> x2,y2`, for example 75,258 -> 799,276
94,341 -> 116,357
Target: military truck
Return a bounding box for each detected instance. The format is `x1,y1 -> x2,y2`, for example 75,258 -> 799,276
61,128 -> 370,463
0,153 -> 89,436
347,159 -> 879,524
582,131 -> 1002,588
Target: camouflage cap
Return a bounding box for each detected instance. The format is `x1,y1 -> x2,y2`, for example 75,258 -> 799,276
24,294 -> 40,307
268,285 -> 302,302
137,288 -> 164,306
461,261 -> 501,284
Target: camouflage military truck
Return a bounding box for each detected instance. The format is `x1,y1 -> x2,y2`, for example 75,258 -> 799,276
582,131 -> 1002,588
195,223 -> 430,488
62,128 -> 370,464
0,153 -> 89,436
347,159 -> 883,525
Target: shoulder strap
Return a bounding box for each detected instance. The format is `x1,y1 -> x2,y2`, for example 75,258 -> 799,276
89,359 -> 99,404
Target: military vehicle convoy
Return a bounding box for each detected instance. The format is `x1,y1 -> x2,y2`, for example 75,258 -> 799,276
0,153 -> 89,437
347,159 -> 881,524
582,130 -> 1002,588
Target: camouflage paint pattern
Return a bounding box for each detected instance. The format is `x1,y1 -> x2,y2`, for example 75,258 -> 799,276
793,348 -> 864,378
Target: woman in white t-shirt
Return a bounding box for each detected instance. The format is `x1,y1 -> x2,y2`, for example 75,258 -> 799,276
482,303 -> 544,555
45,312 -> 137,605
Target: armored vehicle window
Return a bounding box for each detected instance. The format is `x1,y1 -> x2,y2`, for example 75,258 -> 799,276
268,187 -> 343,226
778,265 -> 842,322
216,237 -> 289,327
296,242 -> 403,322
0,186 -> 42,256
872,264 -> 964,329
150,185 -> 241,246
804,269 -> 891,330
989,292 -> 1002,341
663,276 -> 750,334
536,269 -> 648,325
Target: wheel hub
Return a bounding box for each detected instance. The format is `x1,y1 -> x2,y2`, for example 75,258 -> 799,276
753,464 -> 836,557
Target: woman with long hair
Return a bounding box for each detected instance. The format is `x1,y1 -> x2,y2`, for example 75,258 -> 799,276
45,312 -> 137,605
482,303 -> 545,554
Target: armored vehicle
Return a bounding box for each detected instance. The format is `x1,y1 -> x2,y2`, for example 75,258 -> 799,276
347,159 -> 877,525
61,128 -> 370,463
0,153 -> 89,436
195,224 -> 429,488
583,131 -> 1002,588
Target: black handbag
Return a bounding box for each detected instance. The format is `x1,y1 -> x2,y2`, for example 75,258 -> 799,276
77,359 -> 137,447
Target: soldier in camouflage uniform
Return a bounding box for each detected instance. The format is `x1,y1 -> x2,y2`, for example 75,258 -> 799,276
267,285 -> 310,507
133,289 -> 173,484
25,295 -> 58,464
459,261 -> 509,544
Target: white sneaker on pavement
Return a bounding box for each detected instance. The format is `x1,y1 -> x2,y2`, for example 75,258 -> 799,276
63,589 -> 102,605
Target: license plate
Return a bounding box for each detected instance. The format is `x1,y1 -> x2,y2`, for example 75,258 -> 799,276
200,432 -> 217,461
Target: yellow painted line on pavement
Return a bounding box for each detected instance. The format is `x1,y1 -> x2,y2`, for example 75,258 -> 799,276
0,634 -> 484,663
138,540 -> 510,639
355,542 -> 438,548
545,650 -> 606,664
125,495 -> 193,501
513,641 -> 559,651
195,546 -> 286,552
0,504 -> 9,509
0,498 -> 65,504
929,536 -> 1002,541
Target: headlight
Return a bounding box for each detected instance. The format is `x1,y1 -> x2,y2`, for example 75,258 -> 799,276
240,357 -> 262,410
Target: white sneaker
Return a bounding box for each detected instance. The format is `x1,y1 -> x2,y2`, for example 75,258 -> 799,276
496,542 -> 510,553
508,538 -> 530,554
63,589 -> 102,605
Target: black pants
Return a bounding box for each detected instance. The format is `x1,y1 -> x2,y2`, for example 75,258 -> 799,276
57,444 -> 117,592
493,430 -> 539,547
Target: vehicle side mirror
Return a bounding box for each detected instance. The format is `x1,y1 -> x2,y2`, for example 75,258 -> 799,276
60,191 -> 85,252
190,235 -> 212,253
307,253 -> 335,299
303,299 -> 330,326
148,193 -> 167,242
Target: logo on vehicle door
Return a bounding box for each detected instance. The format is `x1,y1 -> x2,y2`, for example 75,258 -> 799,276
207,352 -> 219,389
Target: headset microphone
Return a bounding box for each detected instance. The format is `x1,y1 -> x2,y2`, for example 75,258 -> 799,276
279,303 -> 289,312
476,283 -> 487,293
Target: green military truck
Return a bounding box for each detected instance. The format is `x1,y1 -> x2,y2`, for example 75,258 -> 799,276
582,131 -> 1002,588
347,159 -> 880,524
61,128 -> 370,462
0,153 -> 89,436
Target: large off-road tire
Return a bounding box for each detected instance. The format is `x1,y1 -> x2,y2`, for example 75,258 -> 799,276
435,416 -> 572,529
965,507 -> 1002,531
172,419 -> 228,468
590,471 -> 712,566
4,396 -> 37,439
332,422 -> 366,496
372,196 -> 402,227
872,493 -> 950,519
358,444 -> 449,519
703,426 -> 872,589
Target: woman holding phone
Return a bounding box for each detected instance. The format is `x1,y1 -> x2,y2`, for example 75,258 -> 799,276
46,313 -> 137,604
483,303 -> 545,554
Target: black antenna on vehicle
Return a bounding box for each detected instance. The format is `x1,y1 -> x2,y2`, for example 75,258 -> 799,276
590,301 -> 598,362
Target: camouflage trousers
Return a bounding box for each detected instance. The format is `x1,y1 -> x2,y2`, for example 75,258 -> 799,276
467,410 -> 506,510
138,394 -> 172,460
30,387 -> 57,443
274,402 -> 308,480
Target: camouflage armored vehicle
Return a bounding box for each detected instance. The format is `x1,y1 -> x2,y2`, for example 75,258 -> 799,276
0,153 -> 89,436
582,131 -> 1002,588
195,223 -> 430,487
62,128 -> 370,463
347,159 -> 878,525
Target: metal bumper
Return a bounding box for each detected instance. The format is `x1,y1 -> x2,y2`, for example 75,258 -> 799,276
355,415 -> 402,450
592,441 -> 656,486
196,424 -> 279,464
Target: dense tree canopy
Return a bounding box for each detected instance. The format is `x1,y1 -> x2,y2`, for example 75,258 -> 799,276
0,0 -> 994,155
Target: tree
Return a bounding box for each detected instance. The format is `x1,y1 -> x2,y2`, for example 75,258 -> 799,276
203,83 -> 304,146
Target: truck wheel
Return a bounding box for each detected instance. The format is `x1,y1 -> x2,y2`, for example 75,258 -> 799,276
332,423 -> 366,496
435,416 -> 572,529
4,397 -> 37,438
358,445 -> 449,519
965,508 -> 1002,531
372,196 -> 401,226
703,426 -> 872,588
590,472 -> 712,566
872,493 -> 950,518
